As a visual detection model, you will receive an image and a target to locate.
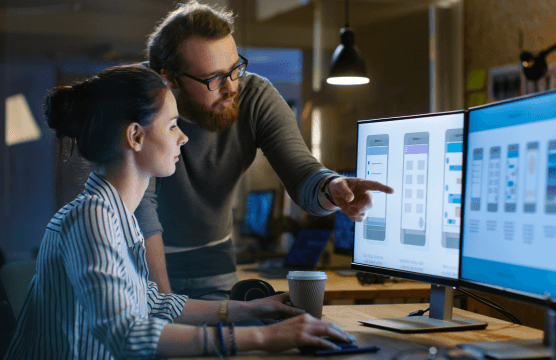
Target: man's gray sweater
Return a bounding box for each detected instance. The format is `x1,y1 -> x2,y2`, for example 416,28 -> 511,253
135,73 -> 335,278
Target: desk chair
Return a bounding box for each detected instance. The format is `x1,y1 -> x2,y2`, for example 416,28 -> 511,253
0,260 -> 36,318
0,275 -> 16,359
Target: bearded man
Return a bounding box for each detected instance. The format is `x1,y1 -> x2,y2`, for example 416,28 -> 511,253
135,1 -> 393,299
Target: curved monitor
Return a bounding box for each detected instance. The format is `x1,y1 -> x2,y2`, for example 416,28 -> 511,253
460,89 -> 556,306
353,111 -> 465,288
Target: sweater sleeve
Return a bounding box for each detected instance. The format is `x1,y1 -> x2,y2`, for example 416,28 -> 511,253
60,197 -> 170,360
135,176 -> 163,240
248,76 -> 338,216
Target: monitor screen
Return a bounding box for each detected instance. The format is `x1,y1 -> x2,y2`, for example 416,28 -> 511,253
283,229 -> 332,269
461,90 -> 556,304
240,190 -> 275,238
353,112 -> 464,286
333,171 -> 356,255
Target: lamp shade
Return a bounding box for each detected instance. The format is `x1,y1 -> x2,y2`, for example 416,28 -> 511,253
326,28 -> 369,85
520,51 -> 547,82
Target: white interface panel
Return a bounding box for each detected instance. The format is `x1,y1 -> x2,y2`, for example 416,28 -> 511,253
355,113 -> 464,279
461,92 -> 556,297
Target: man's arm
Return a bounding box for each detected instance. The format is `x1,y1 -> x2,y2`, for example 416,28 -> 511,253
247,77 -> 334,216
145,234 -> 172,293
247,76 -> 393,220
135,177 -> 172,292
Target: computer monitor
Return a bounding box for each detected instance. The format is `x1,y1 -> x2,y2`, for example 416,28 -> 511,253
333,170 -> 356,255
283,229 -> 333,270
353,111 -> 487,332
459,90 -> 556,359
240,190 -> 276,240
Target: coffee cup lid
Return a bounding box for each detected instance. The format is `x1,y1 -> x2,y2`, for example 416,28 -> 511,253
286,271 -> 327,280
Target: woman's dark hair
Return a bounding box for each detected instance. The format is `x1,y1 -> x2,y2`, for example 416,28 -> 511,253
147,0 -> 235,76
45,64 -> 168,165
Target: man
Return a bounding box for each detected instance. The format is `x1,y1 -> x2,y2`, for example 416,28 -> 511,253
135,1 -> 393,299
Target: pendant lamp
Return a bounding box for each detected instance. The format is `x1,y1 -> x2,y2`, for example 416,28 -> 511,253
520,44 -> 556,82
326,0 -> 370,85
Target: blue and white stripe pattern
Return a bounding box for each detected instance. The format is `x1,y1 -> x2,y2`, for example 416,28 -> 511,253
4,173 -> 188,360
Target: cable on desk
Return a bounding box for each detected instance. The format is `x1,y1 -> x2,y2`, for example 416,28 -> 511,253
407,307 -> 429,317
457,287 -> 521,325
457,288 -> 520,324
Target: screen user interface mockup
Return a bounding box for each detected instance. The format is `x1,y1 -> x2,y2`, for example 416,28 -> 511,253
461,91 -> 556,298
354,112 -> 464,280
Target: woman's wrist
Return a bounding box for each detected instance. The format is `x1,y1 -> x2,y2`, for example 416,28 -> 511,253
235,326 -> 264,352
227,300 -> 253,323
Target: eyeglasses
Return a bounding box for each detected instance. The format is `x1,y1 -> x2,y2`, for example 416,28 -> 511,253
177,54 -> 248,91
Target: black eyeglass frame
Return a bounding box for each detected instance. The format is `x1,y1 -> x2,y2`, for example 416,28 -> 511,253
176,54 -> 248,91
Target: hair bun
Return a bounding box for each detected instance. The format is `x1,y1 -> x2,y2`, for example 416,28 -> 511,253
45,65 -> 167,166
44,81 -> 95,139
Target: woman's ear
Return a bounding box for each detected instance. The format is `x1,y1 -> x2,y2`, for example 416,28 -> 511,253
126,122 -> 144,152
160,69 -> 179,90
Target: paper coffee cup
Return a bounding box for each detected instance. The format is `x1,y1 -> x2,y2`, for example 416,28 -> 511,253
287,271 -> 327,319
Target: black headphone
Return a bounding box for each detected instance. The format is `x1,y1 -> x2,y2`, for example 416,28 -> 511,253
195,279 -> 282,301
230,279 -> 280,301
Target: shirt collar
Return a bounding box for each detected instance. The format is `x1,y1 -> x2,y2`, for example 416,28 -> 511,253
84,173 -> 144,247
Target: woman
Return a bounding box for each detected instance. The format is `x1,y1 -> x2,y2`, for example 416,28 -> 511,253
4,65 -> 354,360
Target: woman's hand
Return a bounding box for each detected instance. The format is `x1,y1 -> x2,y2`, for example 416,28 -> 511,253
236,313 -> 356,353
245,292 -> 305,320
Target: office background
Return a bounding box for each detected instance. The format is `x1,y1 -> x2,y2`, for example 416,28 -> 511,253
0,0 -> 555,329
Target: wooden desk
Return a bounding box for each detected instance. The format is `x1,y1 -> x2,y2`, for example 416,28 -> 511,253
174,304 -> 545,360
237,264 -> 432,301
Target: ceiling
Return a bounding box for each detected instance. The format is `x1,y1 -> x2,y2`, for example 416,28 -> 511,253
259,0 -> 439,28
0,0 -> 445,60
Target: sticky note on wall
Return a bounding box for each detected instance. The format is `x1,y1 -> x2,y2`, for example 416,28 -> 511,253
467,69 -> 487,91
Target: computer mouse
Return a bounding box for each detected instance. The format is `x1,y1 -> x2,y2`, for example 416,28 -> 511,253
298,338 -> 356,355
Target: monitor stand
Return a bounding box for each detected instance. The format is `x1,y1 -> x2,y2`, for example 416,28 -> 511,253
358,285 -> 488,333
457,308 -> 554,359
334,269 -> 358,277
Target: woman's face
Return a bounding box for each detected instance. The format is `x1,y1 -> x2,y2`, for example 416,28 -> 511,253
140,89 -> 187,177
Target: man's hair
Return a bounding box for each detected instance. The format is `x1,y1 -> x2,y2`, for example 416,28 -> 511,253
147,1 -> 235,76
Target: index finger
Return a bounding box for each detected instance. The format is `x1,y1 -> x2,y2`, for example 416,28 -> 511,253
358,179 -> 394,194
276,303 -> 305,318
268,291 -> 290,303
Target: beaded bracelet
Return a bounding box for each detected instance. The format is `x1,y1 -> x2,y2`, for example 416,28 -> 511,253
202,323 -> 208,356
206,325 -> 224,359
217,322 -> 227,357
228,322 -> 237,356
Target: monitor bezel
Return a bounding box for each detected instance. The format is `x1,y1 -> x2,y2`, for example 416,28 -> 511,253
351,110 -> 465,288
458,88 -> 556,307
239,189 -> 276,239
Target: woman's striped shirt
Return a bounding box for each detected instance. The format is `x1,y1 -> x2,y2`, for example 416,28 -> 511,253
4,173 -> 188,360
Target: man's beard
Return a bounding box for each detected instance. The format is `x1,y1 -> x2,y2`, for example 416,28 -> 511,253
176,84 -> 241,133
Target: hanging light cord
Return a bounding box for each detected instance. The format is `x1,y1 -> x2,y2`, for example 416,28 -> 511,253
344,0 -> 349,28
